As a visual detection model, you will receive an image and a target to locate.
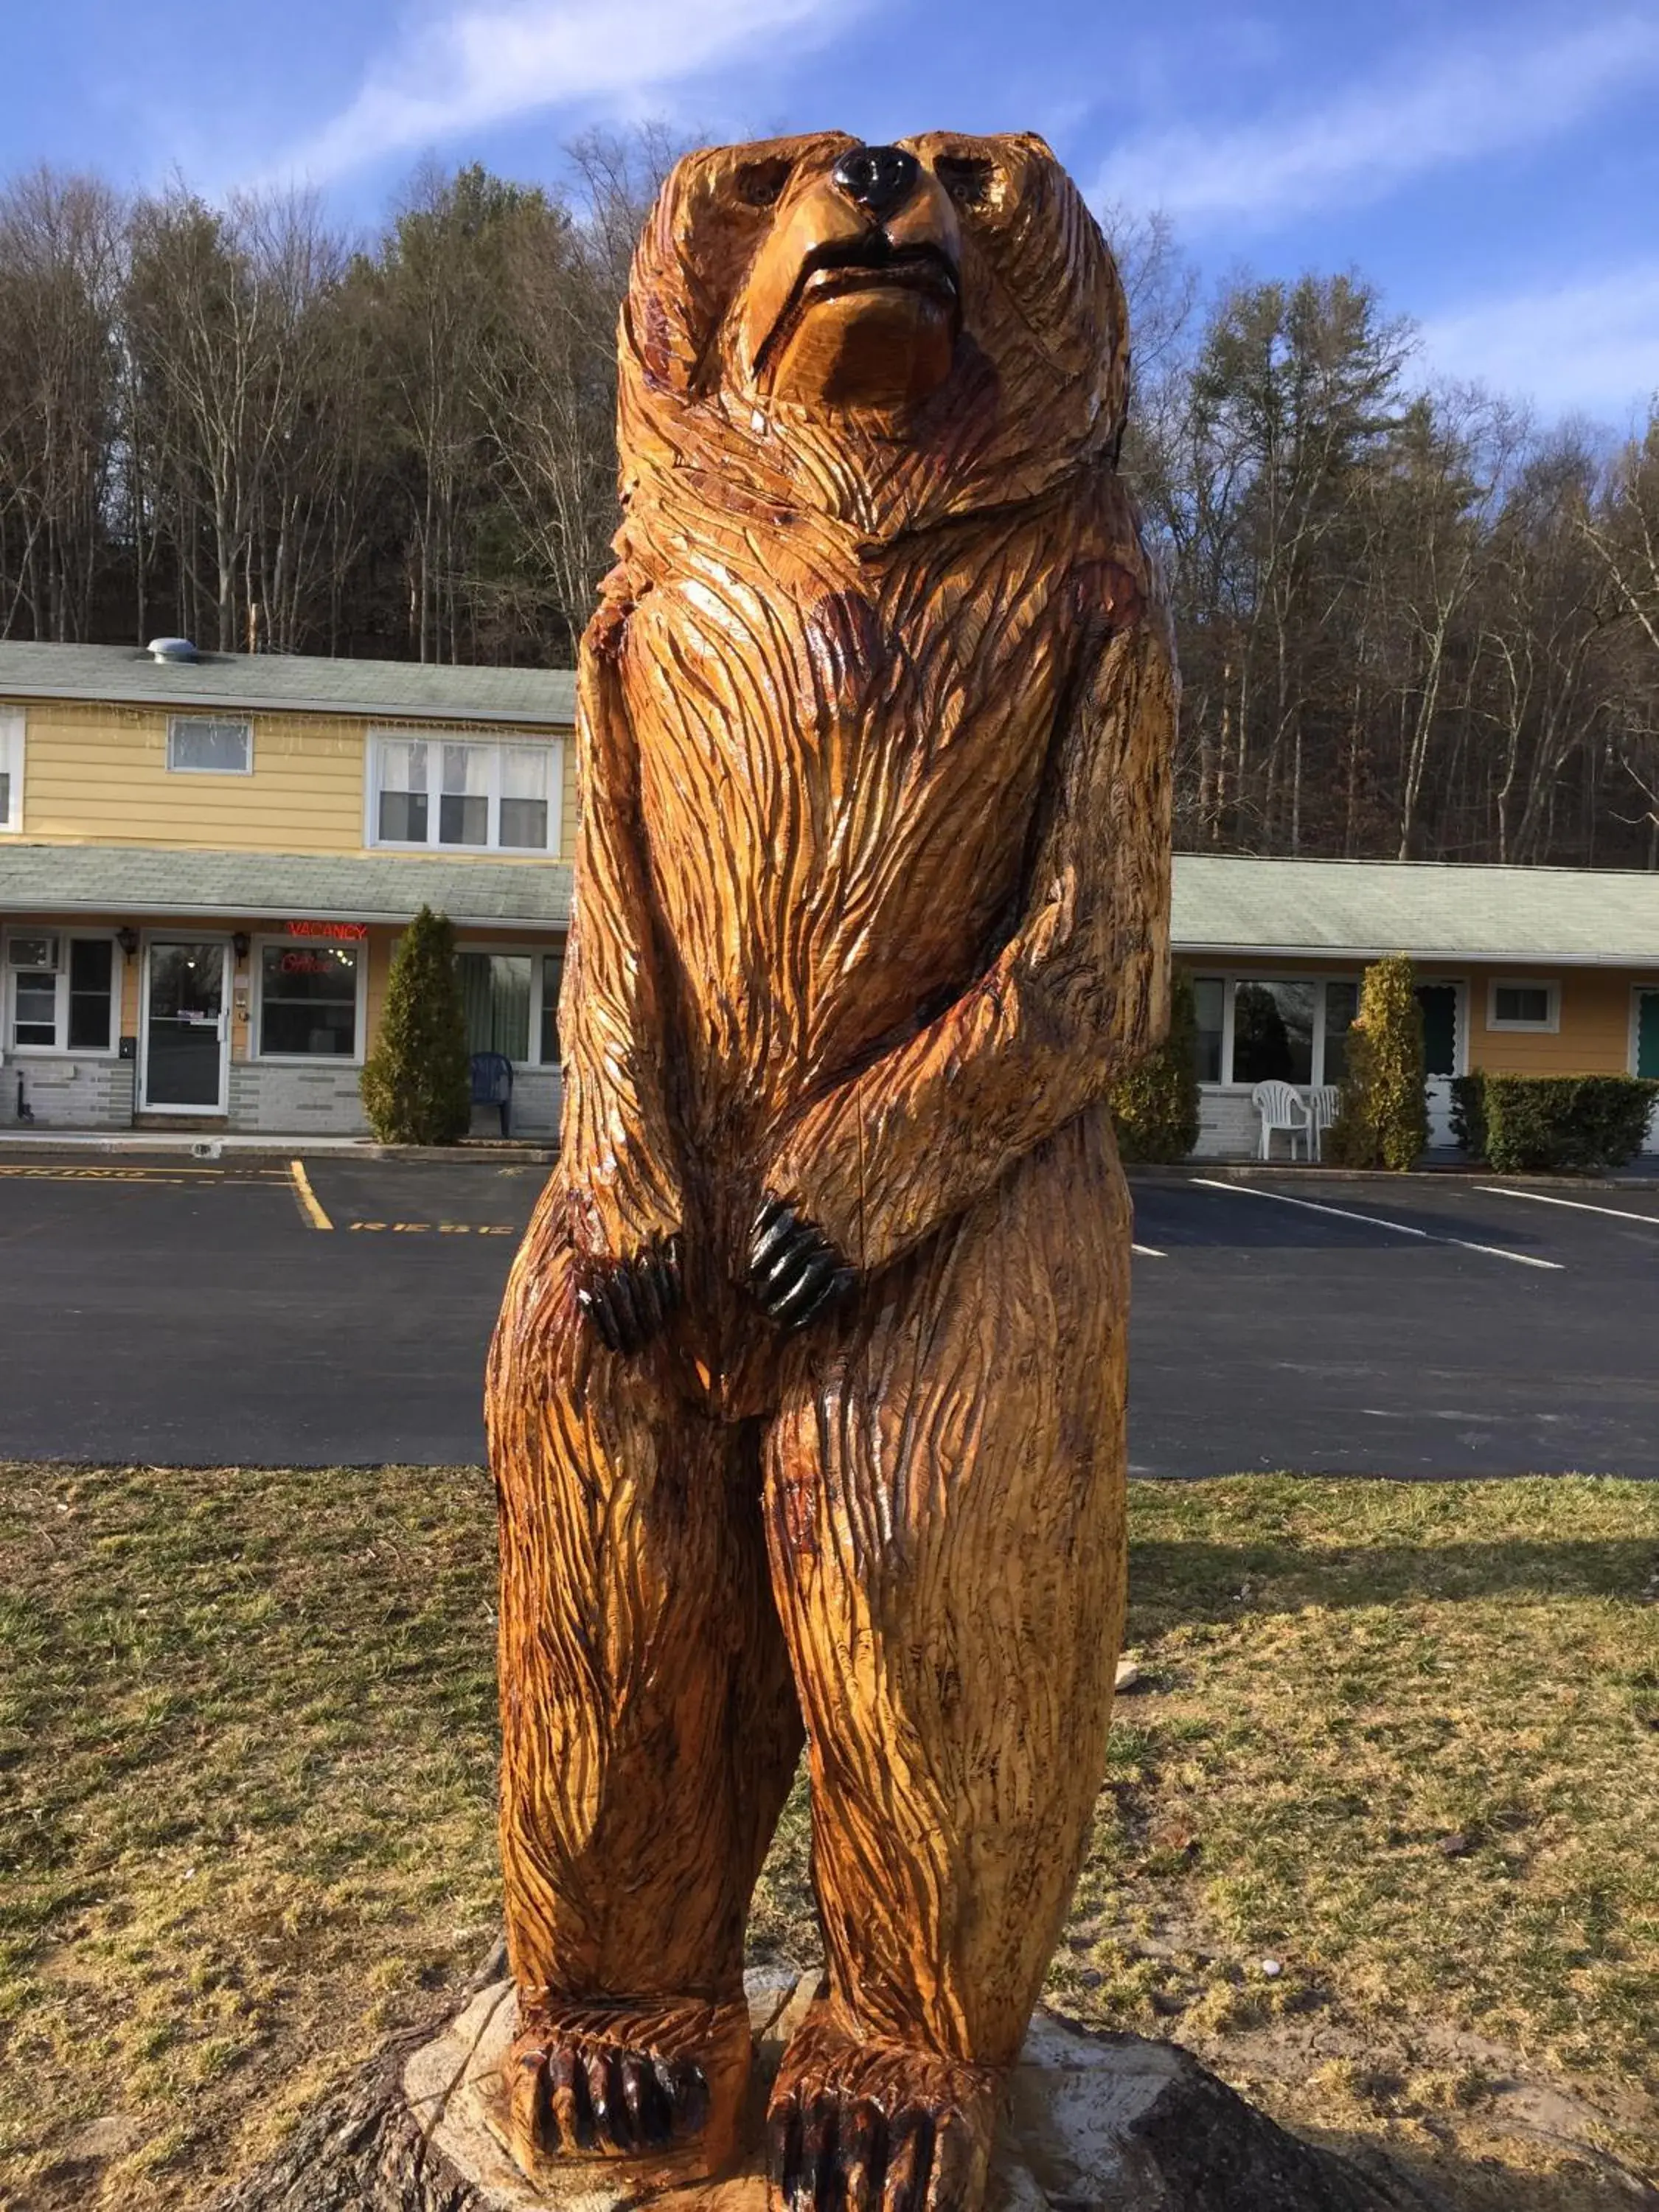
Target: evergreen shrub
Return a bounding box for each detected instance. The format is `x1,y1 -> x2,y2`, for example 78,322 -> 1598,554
1451,1072 -> 1657,1172
1325,953 -> 1427,1171
1111,967 -> 1202,1164
359,905 -> 471,1145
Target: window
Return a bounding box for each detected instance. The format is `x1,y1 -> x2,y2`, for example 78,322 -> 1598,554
1192,976 -> 1225,1083
1489,979 -> 1558,1032
1321,981 -> 1360,1086
4,933 -> 116,1052
454,947 -> 564,1065
1190,973 -> 1360,1090
459,952 -> 532,1061
0,711 -> 21,830
1233,979 -> 1315,1086
539,953 -> 565,1067
371,734 -> 561,853
257,942 -> 361,1059
168,716 -> 252,774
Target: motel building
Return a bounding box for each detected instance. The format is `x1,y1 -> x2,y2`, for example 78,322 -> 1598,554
0,636 -> 1657,1155
0,640 -> 573,1138
1174,855 -> 1659,1158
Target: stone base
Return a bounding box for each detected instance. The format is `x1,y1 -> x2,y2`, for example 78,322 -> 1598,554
391,1972 -> 1441,2212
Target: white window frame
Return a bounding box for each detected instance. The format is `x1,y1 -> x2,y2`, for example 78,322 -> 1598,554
1192,971 -> 1363,1091
454,943 -> 565,1069
2,928 -> 121,1057
366,731 -> 563,857
0,709 -> 23,832
167,714 -> 254,776
251,933 -> 369,1065
1486,977 -> 1559,1034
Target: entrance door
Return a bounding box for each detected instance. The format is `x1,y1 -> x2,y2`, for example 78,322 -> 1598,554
1416,982 -> 1463,1147
1637,990 -> 1659,1153
142,941 -> 228,1112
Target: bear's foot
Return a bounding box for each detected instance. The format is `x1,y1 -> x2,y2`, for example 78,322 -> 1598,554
767,1997 -> 998,2212
496,1991 -> 750,2184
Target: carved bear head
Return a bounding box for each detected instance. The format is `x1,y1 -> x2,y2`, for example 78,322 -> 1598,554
616,131 -> 1129,540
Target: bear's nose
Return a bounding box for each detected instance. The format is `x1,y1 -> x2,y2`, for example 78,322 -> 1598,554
830,144 -> 920,221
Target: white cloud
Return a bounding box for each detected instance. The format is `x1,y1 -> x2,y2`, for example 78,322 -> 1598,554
1094,14 -> 1659,230
270,0 -> 843,184
1417,262 -> 1659,422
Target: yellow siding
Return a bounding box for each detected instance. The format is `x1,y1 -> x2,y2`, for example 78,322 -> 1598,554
13,698 -> 574,862
1467,965 -> 1651,1077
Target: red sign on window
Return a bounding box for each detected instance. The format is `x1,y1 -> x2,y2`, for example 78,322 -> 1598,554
288,919 -> 369,941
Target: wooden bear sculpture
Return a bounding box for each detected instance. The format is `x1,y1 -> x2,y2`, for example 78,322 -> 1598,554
486,130 -> 1176,2212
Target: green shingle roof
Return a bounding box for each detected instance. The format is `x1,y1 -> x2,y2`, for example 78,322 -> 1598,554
0,641 -> 575,726
0,844 -> 571,928
1172,855 -> 1659,966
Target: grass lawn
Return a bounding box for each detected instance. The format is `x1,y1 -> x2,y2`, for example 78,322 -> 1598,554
1,1465 -> 1655,2211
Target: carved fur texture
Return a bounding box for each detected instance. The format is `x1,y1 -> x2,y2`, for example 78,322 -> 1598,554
487,129 -> 1177,2211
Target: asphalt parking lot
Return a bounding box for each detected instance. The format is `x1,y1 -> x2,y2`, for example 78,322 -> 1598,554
1,1156 -> 1657,1475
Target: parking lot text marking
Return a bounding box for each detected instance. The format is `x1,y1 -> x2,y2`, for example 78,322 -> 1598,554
1189,1178 -> 1564,1270
347,1220 -> 516,1234
1475,1185 -> 1659,1229
288,1160 -> 333,1231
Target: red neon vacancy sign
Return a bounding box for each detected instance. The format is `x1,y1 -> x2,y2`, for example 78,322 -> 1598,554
288,919 -> 369,941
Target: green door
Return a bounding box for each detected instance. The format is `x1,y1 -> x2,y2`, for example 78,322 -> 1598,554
1637,991 -> 1659,1080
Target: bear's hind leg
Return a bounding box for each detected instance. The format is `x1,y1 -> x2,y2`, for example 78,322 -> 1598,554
762,1110 -> 1130,2212
489,1197 -> 803,2180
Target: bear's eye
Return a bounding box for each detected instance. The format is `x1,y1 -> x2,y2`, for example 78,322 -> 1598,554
936,155 -> 995,210
735,156 -> 793,209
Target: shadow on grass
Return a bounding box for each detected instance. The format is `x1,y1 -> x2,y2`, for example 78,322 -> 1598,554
1127,1536 -> 1658,1633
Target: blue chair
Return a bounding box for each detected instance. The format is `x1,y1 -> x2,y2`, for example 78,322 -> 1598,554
470,1051 -> 514,1137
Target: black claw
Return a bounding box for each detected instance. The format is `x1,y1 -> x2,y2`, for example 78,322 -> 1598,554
621,2051 -> 670,2144
770,2095 -> 804,2197
577,1281 -> 621,1351
518,2047 -> 554,2145
751,1206 -> 801,1276
672,2059 -> 709,2138
800,2096 -> 840,2211
552,2045 -> 597,2151
770,1249 -> 838,1324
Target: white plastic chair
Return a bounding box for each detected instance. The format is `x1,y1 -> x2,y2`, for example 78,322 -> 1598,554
1251,1079 -> 1312,1162
1307,1085 -> 1342,1162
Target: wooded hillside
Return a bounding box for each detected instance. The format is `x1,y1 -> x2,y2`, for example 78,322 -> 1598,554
1,143 -> 1656,868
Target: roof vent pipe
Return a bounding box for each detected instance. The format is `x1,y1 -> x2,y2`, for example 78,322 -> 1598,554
147,636 -> 198,664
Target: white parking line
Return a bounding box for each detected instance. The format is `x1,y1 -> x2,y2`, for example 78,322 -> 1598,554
1475,1185 -> 1659,1229
1189,1178 -> 1564,1270
1131,1242 -> 1166,1259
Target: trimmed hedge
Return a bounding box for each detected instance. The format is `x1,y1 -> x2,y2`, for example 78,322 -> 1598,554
1111,967 -> 1202,1164
360,905 -> 471,1145
1451,1071 -> 1658,1172
1325,954 -> 1428,1172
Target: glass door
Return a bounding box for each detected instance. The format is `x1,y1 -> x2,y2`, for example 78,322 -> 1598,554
1416,982 -> 1463,1147
142,941 -> 228,1111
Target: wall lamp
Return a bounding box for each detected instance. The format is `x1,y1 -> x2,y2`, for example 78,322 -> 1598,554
232,931 -> 251,963
115,926 -> 139,961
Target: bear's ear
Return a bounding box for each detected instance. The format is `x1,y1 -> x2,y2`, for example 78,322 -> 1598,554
625,133 -> 857,395
909,130 -> 1128,436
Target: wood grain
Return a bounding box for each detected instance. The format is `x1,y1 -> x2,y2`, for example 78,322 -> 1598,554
487,128 -> 1176,2210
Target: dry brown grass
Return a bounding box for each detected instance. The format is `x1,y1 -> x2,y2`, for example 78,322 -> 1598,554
1,1466 -> 1655,2208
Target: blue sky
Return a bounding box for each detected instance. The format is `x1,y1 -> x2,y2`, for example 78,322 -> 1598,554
8,0 -> 1659,422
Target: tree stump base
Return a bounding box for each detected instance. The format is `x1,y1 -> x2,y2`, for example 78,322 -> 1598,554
212,1964 -> 1447,2212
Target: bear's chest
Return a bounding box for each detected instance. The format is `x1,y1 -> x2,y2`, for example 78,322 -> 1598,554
624,538 -> 1071,810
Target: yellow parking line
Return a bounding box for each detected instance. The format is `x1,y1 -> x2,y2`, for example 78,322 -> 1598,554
288,1160 -> 333,1231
